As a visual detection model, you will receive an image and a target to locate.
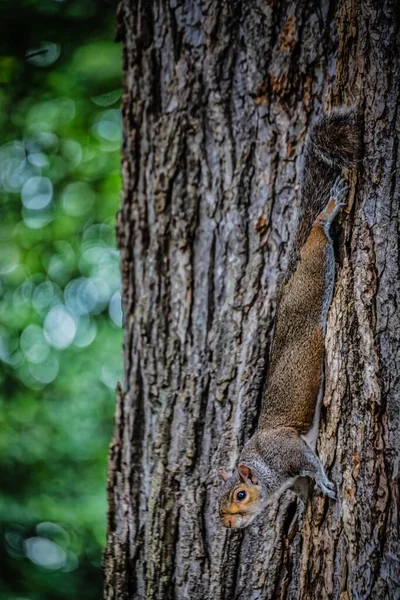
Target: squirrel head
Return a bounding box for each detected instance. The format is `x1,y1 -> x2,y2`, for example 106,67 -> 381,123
218,464 -> 265,529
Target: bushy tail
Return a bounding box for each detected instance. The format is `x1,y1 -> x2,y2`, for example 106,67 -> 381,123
289,108 -> 360,269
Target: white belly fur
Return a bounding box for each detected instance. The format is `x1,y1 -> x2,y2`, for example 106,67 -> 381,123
301,373 -> 324,451
301,241 -> 333,452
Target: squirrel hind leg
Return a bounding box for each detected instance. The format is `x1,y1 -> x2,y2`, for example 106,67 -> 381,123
316,176 -> 350,231
330,176 -> 350,208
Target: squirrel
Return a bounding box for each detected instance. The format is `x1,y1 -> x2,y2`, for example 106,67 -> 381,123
218,109 -> 359,529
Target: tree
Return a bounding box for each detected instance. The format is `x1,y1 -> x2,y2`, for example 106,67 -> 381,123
104,1 -> 400,598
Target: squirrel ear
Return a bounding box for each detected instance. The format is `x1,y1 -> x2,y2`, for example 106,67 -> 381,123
238,464 -> 258,485
219,468 -> 229,482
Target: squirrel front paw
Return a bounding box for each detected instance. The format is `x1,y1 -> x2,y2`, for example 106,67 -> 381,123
315,476 -> 336,500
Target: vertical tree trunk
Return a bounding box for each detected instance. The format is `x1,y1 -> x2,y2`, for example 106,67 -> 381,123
104,1 -> 400,598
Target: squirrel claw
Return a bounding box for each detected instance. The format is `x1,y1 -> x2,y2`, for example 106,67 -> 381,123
320,177 -> 349,228
315,479 -> 336,500
324,478 -> 335,490
331,177 -> 350,203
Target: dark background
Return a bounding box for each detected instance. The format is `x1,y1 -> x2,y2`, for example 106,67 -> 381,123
0,1 -> 121,597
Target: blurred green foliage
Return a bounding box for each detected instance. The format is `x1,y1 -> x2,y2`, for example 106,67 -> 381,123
0,1 -> 122,597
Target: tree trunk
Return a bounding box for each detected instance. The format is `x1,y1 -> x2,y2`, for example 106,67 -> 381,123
103,1 -> 400,598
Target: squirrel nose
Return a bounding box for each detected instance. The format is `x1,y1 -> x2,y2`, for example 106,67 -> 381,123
222,515 -> 235,528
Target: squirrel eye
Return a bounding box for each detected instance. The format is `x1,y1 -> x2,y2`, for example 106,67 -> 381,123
236,490 -> 247,501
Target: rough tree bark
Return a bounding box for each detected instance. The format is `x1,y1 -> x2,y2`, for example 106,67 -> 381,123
104,1 -> 400,599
